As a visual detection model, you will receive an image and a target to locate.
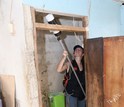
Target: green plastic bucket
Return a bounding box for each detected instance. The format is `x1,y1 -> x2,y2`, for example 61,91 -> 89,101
49,92 -> 65,107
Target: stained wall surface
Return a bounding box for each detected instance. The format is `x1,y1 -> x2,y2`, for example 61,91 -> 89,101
0,1 -> 39,107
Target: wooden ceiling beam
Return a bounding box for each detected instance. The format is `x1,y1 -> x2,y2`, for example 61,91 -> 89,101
35,23 -> 86,32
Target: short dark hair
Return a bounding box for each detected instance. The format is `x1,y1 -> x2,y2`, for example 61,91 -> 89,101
73,45 -> 84,52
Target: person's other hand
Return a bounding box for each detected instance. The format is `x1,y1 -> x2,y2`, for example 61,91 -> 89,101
63,51 -> 68,57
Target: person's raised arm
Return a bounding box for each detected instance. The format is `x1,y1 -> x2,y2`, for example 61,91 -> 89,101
56,51 -> 69,73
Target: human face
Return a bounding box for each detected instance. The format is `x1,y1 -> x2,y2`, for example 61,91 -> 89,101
73,48 -> 84,57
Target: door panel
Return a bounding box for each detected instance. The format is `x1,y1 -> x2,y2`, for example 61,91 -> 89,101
104,37 -> 124,107
86,38 -> 104,107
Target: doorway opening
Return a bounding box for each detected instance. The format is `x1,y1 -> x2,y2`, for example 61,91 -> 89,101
25,6 -> 88,107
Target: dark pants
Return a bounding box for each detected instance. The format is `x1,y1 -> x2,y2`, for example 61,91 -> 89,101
66,93 -> 85,107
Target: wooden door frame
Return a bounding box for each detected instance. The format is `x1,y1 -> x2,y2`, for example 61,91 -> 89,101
31,7 -> 88,107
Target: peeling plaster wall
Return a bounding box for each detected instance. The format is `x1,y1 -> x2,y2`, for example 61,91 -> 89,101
0,1 -> 39,107
23,6 -> 39,107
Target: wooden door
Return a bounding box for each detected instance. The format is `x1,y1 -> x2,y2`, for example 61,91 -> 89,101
86,37 -> 104,107
103,36 -> 124,107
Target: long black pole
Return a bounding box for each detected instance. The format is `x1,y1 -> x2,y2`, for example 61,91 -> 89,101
58,39 -> 86,97
45,13 -> 86,97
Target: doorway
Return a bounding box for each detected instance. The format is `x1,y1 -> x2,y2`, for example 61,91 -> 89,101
24,6 -> 88,107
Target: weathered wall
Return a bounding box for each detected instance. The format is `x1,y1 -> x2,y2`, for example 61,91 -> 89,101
23,6 -> 39,107
0,0 -> 84,106
0,1 -> 39,107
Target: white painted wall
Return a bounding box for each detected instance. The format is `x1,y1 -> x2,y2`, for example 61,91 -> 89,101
23,0 -> 88,15
121,6 -> 124,35
23,0 -> 122,38
0,0 -> 38,107
89,0 -> 121,38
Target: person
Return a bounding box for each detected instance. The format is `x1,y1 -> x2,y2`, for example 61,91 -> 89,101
56,45 -> 86,107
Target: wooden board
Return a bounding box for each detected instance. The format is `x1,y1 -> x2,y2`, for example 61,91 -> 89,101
103,36 -> 124,107
86,38 -> 104,107
0,75 -> 15,107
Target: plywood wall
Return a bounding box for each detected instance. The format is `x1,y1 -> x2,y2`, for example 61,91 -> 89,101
104,37 -> 124,107
86,36 -> 124,107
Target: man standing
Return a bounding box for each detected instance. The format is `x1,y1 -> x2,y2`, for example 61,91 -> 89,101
57,45 -> 86,107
